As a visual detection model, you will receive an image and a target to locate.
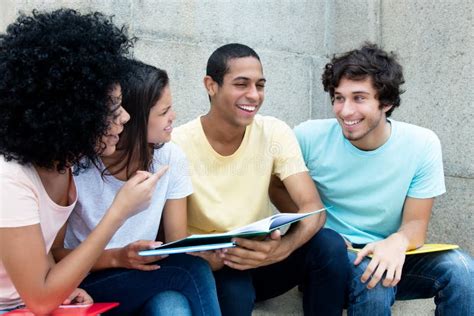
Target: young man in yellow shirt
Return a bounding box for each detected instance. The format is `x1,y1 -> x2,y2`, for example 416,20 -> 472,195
173,43 -> 349,316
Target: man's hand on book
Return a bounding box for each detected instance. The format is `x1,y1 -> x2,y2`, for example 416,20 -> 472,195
219,230 -> 290,270
354,233 -> 408,289
112,240 -> 168,271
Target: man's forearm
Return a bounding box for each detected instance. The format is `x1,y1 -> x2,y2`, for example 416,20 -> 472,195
394,197 -> 433,251
396,220 -> 428,250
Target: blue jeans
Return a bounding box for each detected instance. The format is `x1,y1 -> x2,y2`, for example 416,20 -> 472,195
346,250 -> 474,316
214,228 -> 350,316
80,254 -> 220,316
141,291 -> 191,316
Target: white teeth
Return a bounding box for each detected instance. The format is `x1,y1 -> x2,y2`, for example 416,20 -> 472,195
344,120 -> 361,126
237,105 -> 256,112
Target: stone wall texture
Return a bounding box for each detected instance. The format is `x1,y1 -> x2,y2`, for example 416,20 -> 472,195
1,1 -> 472,313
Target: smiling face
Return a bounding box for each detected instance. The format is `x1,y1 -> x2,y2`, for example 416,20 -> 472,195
147,85 -> 175,144
207,56 -> 266,128
100,84 -> 130,156
333,76 -> 392,150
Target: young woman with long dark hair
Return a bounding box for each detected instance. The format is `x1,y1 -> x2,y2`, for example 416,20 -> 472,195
52,60 -> 220,316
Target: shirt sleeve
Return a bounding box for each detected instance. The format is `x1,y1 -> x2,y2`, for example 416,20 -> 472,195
165,144 -> 193,200
271,120 -> 308,180
0,167 -> 40,227
407,132 -> 446,198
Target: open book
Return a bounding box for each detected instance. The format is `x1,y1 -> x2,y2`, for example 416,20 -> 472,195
4,302 -> 119,316
348,243 -> 459,256
139,208 -> 326,256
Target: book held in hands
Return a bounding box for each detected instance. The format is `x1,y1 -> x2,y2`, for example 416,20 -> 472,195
139,208 -> 326,256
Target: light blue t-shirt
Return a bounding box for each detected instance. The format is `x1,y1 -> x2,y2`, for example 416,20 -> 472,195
65,142 -> 192,249
294,118 -> 446,244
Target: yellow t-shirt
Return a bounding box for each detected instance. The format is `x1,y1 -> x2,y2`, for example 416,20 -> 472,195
172,115 -> 307,234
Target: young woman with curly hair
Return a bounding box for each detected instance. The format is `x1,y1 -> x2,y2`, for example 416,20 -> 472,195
0,9 -> 165,314
52,60 -> 221,315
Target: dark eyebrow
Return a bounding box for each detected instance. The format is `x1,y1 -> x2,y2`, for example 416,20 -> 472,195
160,105 -> 171,113
334,91 -> 370,95
232,76 -> 266,83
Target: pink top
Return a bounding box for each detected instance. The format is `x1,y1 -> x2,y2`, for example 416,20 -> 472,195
0,157 -> 77,310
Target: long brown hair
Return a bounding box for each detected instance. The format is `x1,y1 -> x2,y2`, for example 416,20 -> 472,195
107,59 -> 169,179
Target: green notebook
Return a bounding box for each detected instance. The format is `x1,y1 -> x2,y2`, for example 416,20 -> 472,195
139,208 -> 326,256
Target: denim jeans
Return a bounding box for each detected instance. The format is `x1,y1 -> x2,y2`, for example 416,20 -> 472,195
0,292 -> 192,316
346,249 -> 474,316
80,254 -> 220,316
214,228 -> 350,316
140,291 -> 191,316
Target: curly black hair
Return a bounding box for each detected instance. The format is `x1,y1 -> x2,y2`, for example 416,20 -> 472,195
0,9 -> 133,171
322,43 -> 405,117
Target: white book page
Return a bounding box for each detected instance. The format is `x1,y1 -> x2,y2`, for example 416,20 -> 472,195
268,212 -> 312,229
227,208 -> 326,234
226,217 -> 273,234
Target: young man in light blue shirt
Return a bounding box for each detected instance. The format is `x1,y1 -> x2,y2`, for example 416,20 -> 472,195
271,43 -> 473,315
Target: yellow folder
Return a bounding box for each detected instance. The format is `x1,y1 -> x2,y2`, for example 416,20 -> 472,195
348,243 -> 459,256
405,243 -> 459,255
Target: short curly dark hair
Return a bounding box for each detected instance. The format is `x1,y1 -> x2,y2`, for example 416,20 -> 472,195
322,43 -> 405,117
0,9 -> 133,171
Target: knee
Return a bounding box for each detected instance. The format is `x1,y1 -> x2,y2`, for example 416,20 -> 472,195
442,250 -> 474,289
346,257 -> 394,308
216,272 -> 255,315
311,228 -> 346,250
142,291 -> 191,316
307,228 -> 348,262
349,278 -> 395,309
215,269 -> 255,306
218,276 -> 254,301
303,229 -> 350,282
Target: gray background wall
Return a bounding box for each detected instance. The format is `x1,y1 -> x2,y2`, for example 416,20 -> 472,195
1,0 -> 472,254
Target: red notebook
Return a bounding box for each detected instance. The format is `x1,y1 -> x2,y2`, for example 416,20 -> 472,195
4,302 -> 119,315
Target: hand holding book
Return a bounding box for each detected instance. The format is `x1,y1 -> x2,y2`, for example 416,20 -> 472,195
139,208 -> 326,256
